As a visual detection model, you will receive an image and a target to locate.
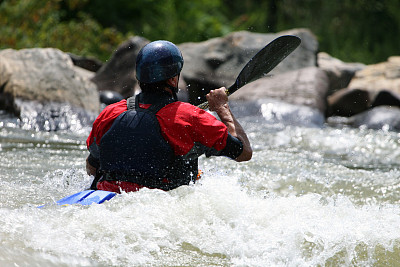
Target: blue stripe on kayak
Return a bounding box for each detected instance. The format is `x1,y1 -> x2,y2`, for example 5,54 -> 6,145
38,190 -> 117,208
56,190 -> 95,205
77,190 -> 117,205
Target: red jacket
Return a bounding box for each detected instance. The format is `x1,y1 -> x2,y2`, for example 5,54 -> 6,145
87,99 -> 229,157
87,97 -> 233,193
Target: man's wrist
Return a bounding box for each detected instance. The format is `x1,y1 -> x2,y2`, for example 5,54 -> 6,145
214,103 -> 230,113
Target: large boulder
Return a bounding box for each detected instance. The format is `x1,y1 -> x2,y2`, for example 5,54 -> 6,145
91,36 -> 149,98
327,56 -> 400,118
179,28 -> 318,105
229,66 -> 330,114
328,88 -> 400,118
317,52 -> 365,94
371,90 -> 400,108
68,53 -> 103,72
0,48 -> 100,117
348,56 -> 400,99
326,88 -> 371,117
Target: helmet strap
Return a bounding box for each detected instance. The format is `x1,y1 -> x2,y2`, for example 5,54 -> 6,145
164,83 -> 178,100
165,74 -> 180,100
172,90 -> 178,101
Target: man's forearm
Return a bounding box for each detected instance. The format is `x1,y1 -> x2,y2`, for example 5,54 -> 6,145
215,104 -> 252,162
206,87 -> 252,161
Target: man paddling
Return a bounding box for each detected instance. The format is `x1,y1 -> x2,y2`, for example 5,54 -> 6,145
85,40 -> 252,193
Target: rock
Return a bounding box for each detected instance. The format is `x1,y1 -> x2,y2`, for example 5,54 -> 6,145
73,65 -> 96,81
0,48 -> 100,117
92,36 -> 149,98
68,53 -> 103,72
317,52 -> 365,94
347,106 -> 400,131
229,66 -> 330,114
179,28 -> 318,105
327,56 -> 400,119
348,56 -> 400,96
327,88 -> 370,117
371,90 -> 400,108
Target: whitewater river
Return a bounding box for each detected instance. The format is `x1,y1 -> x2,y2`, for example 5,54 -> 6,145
1,100 -> 400,266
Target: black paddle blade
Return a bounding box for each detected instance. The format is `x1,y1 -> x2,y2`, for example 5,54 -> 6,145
228,35 -> 301,95
198,35 -> 301,110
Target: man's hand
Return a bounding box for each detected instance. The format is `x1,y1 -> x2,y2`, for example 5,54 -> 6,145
86,157 -> 97,176
205,87 -> 252,162
206,87 -> 228,112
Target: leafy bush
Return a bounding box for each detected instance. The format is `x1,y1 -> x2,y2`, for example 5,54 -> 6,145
1,0 -> 399,64
0,0 -> 127,61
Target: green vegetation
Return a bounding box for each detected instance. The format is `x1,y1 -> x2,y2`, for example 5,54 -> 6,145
1,0 -> 399,64
0,0 -> 126,61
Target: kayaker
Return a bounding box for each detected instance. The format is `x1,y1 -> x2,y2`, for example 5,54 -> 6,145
85,40 -> 252,193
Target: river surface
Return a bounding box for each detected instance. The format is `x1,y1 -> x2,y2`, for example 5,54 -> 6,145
1,101 -> 400,266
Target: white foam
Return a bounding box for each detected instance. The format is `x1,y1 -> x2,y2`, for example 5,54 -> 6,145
1,173 -> 400,266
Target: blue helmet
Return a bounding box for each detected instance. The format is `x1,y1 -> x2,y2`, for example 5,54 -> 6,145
136,40 -> 184,83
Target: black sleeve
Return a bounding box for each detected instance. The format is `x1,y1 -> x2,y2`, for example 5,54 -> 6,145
205,133 -> 243,160
87,153 -> 100,169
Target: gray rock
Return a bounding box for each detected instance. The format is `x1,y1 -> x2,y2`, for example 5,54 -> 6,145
327,57 -> 400,119
0,48 -> 100,117
327,88 -> 370,117
179,28 -> 318,105
317,52 -> 365,94
91,36 -> 149,98
68,53 -> 103,72
348,56 -> 400,96
229,66 -> 330,114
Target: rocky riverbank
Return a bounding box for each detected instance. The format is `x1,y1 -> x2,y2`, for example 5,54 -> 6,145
1,28 -> 399,131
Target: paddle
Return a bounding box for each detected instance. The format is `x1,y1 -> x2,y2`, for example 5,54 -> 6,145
197,35 -> 301,110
